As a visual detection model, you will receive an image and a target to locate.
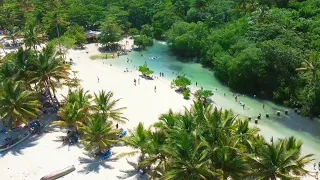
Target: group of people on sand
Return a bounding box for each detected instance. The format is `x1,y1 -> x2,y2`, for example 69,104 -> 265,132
133,78 -> 157,92
314,162 -> 320,179
133,78 -> 140,86
124,68 -> 132,73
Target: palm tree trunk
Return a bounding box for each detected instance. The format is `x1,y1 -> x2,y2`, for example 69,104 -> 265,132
312,70 -> 316,85
14,118 -> 20,128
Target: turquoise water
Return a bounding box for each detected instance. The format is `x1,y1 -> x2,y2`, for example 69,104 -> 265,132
105,42 -> 320,159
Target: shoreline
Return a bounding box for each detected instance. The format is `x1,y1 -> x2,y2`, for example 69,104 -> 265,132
0,40 -> 318,180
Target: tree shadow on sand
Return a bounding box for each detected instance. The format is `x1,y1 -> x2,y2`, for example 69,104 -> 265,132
52,135 -> 83,150
77,153 -> 118,174
139,75 -> 153,80
0,134 -> 40,157
116,158 -> 148,180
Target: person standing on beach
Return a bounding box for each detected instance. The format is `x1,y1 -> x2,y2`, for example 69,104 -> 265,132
97,77 -> 99,83
154,86 -> 156,92
134,79 -> 136,86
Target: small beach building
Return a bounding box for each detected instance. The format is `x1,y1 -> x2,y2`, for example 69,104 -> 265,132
85,30 -> 101,43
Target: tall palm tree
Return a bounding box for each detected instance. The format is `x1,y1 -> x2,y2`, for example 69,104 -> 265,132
53,102 -> 86,133
154,109 -> 179,134
54,88 -> 92,132
138,130 -> 168,179
29,44 -> 70,97
194,106 -> 250,179
0,42 -> 6,54
24,22 -> 45,51
6,25 -> 20,45
247,138 -> 313,179
0,62 -> 16,81
93,90 -> 127,123
296,52 -> 320,85
162,130 -> 217,179
61,88 -> 92,114
80,114 -> 119,155
120,123 -> 150,159
11,47 -> 35,84
199,136 -> 250,179
0,80 -> 40,129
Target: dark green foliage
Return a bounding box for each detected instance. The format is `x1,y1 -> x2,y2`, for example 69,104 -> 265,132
138,64 -> 154,76
183,89 -> 190,99
134,35 -> 153,49
173,76 -> 191,91
1,0 -> 320,116
122,101 -> 313,179
98,21 -> 123,48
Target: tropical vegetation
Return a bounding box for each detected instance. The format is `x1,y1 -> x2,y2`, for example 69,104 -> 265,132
138,64 -> 154,77
1,0 -> 319,116
121,101 -> 314,179
172,76 -> 191,91
0,1 -> 317,177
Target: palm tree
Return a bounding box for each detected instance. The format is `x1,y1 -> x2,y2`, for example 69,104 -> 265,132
0,63 -> 17,81
11,48 -> 35,84
0,80 -> 40,129
154,109 -> 179,134
296,52 -> 320,85
6,25 -> 20,45
199,136 -> 250,179
54,88 -> 92,132
93,90 -> 127,123
139,130 -> 167,178
194,106 -> 250,179
24,22 -> 45,50
80,114 -> 119,155
162,130 -> 217,179
247,138 -> 313,179
29,44 -> 70,97
120,123 -> 150,159
0,42 -> 6,54
61,88 -> 92,114
53,102 -> 86,133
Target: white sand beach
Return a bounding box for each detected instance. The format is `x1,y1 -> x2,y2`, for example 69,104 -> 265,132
0,39 -> 192,180
0,38 -> 318,180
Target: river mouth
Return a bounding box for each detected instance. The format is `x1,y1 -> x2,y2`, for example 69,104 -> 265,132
102,42 -> 320,159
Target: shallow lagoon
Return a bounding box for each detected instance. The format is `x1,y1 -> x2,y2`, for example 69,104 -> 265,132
104,42 -> 320,159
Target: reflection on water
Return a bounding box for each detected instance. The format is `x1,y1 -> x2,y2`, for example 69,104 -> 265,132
104,42 -> 320,159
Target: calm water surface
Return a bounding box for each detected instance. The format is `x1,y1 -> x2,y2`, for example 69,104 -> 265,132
104,42 -> 320,159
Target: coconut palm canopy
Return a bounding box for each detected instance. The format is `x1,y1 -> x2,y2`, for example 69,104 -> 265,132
0,80 -> 41,128
121,101 -> 314,180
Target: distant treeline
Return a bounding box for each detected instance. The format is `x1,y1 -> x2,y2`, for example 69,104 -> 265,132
0,0 -> 319,116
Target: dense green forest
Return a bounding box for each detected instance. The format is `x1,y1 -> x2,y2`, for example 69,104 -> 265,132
0,0 -> 319,117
